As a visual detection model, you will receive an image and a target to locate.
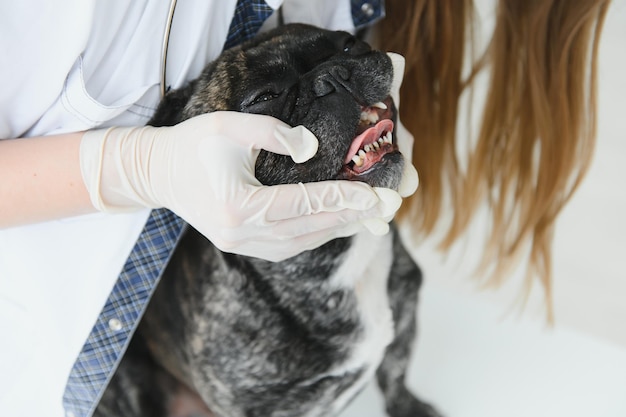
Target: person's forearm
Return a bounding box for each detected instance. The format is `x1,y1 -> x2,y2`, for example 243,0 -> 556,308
0,133 -> 96,228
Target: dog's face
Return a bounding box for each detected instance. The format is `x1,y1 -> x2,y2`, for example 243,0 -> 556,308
152,23 -> 404,190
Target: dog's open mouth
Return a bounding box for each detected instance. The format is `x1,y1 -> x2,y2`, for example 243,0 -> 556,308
341,96 -> 398,178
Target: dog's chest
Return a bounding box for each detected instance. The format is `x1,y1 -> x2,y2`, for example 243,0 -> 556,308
323,231 -> 395,413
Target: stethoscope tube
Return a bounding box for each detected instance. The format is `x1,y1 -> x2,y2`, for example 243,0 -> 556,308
160,0 -> 178,98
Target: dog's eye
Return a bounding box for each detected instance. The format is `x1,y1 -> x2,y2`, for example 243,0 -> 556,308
250,91 -> 280,106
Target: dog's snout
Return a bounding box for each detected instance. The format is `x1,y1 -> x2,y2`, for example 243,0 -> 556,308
313,77 -> 334,97
313,66 -> 351,97
332,66 -> 350,81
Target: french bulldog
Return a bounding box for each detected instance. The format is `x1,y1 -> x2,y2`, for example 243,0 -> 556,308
95,23 -> 441,417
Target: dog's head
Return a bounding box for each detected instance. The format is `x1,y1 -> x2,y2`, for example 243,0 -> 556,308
151,23 -> 404,190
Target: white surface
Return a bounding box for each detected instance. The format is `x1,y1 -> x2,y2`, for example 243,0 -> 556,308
341,283 -> 626,417
341,1 -> 626,416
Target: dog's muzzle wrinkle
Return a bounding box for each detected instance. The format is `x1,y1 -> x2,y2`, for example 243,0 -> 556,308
313,65 -> 351,98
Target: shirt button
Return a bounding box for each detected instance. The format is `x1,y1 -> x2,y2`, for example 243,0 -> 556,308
108,318 -> 123,332
361,3 -> 375,17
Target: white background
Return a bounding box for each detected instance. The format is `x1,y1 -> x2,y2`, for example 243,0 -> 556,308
341,1 -> 626,416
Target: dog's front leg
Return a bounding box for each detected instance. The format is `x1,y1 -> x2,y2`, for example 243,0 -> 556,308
375,226 -> 443,417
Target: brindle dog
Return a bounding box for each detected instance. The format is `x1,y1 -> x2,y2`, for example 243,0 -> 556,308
95,24 -> 441,417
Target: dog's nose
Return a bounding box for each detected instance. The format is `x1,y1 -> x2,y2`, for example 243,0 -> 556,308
313,65 -> 351,97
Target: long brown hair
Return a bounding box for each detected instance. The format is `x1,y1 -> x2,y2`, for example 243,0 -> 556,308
377,0 -> 611,318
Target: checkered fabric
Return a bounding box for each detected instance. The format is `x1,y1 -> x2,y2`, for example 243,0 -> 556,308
62,209 -> 186,417
224,0 -> 274,50
62,1 -> 385,416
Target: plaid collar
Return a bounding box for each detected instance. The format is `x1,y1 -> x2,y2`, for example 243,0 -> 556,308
63,1 -> 383,416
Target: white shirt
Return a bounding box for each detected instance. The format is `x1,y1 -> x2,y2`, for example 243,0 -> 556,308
0,0 -> 358,416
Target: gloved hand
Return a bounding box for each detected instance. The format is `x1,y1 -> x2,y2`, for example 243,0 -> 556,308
387,52 -> 419,198
79,112 -> 402,261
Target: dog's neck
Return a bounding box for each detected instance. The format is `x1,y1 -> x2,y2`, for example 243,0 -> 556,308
239,230 -> 394,305
243,237 -> 352,282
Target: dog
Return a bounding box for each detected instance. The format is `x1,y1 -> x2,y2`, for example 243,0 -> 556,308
95,24 -> 441,417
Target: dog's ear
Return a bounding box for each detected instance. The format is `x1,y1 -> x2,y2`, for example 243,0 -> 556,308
148,83 -> 196,127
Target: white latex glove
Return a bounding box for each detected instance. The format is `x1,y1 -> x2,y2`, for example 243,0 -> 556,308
80,112 -> 402,261
387,52 -> 419,198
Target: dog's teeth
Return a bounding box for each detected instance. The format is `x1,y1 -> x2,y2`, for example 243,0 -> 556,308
352,155 -> 363,166
364,144 -> 371,152
372,101 -> 388,110
358,150 -> 367,158
378,138 -> 384,144
368,113 -> 379,124
373,141 -> 380,149
385,132 -> 393,143
360,111 -> 369,122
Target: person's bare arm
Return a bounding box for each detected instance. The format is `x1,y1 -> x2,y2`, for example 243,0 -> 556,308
0,132 -> 96,228
0,112 -> 414,261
